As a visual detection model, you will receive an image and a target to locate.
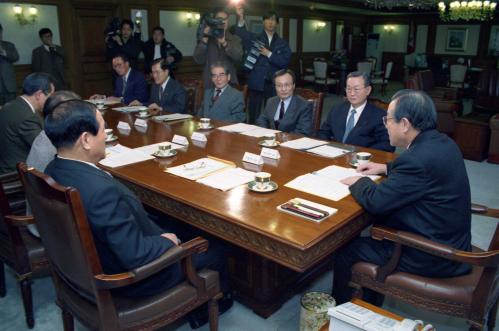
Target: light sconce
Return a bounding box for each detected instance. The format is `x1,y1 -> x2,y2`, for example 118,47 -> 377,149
383,25 -> 395,34
185,12 -> 200,27
315,21 -> 326,32
134,11 -> 143,27
13,4 -> 38,26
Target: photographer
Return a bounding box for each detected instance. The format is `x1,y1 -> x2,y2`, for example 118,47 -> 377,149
234,6 -> 291,124
106,18 -> 143,69
193,8 -> 243,88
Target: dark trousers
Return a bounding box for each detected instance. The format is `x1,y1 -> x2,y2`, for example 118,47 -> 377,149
247,80 -> 276,124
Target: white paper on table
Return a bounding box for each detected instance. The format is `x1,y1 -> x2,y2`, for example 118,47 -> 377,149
134,141 -> 185,155
85,99 -> 120,106
113,106 -> 148,113
165,157 -> 234,181
217,123 -> 260,133
284,173 -> 351,202
153,113 -> 193,121
280,137 -> 328,150
240,127 -> 281,137
105,144 -> 132,158
99,149 -> 154,168
314,165 -> 380,181
196,168 -> 255,191
307,145 -> 351,158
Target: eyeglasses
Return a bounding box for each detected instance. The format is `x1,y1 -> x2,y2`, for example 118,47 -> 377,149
345,86 -> 366,94
382,116 -> 395,126
211,73 -> 227,79
276,83 -> 293,89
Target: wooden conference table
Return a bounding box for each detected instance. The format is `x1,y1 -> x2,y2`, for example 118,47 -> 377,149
101,109 -> 395,317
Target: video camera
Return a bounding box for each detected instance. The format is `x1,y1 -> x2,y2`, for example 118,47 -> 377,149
197,13 -> 225,40
243,40 -> 265,70
104,17 -> 122,38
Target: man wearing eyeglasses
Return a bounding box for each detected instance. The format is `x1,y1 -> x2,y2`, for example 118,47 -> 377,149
317,71 -> 394,152
198,61 -> 245,123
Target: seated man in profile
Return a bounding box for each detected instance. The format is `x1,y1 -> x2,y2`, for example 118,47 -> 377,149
256,69 -> 312,136
90,53 -> 148,105
317,71 -> 394,152
334,90 -> 472,305
129,57 -> 186,114
198,61 -> 245,123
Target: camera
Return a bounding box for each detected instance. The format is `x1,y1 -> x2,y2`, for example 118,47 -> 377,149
104,17 -> 122,38
243,40 -> 265,70
197,13 -> 225,40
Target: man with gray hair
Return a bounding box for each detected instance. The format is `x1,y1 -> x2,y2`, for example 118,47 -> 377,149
198,61 -> 245,123
318,71 -> 393,152
333,89 -> 472,305
0,23 -> 20,105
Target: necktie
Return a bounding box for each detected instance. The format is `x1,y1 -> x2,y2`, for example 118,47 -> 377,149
342,109 -> 357,143
275,101 -> 285,129
212,89 -> 222,104
159,86 -> 164,102
121,77 -> 127,97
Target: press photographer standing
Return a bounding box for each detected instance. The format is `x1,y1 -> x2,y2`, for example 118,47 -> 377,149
106,19 -> 143,70
235,5 -> 291,124
193,8 -> 243,88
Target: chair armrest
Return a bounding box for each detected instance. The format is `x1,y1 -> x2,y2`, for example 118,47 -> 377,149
372,226 -> 499,268
472,203 -> 499,218
4,215 -> 35,227
94,237 -> 209,289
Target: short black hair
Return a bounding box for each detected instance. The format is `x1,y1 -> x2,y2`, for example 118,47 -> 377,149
45,100 -> 99,150
210,61 -> 230,75
263,11 -> 279,24
151,57 -> 169,71
214,7 -> 229,17
274,69 -> 296,84
391,89 -> 437,132
152,26 -> 164,35
347,71 -> 371,87
22,73 -> 53,96
42,90 -> 81,118
38,28 -> 52,38
121,19 -> 134,30
112,53 -> 129,63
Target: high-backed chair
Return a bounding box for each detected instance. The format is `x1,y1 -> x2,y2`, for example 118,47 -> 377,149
299,58 -> 315,85
295,88 -> 325,135
449,64 -> 469,89
366,56 -> 377,73
475,69 -> 499,114
17,163 -> 223,331
0,171 -> 49,329
350,204 -> 499,331
179,78 -> 203,115
414,70 -> 459,100
372,62 -> 393,96
233,84 -> 249,113
357,62 -> 372,76
367,97 -> 389,111
313,61 -> 338,93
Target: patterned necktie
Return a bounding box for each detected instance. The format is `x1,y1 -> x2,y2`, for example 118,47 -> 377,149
275,101 -> 285,129
342,108 -> 357,143
121,77 -> 127,97
212,89 -> 222,103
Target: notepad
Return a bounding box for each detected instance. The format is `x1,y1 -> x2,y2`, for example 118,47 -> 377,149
217,123 -> 260,133
99,149 -> 154,168
153,113 -> 193,121
307,144 -> 352,158
113,106 -> 148,113
240,128 -> 281,137
197,168 -> 254,191
280,137 -> 328,150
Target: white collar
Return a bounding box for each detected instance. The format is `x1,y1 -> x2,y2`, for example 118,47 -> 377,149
57,155 -> 101,170
123,68 -> 131,82
349,100 -> 367,113
161,76 -> 170,90
20,96 -> 36,114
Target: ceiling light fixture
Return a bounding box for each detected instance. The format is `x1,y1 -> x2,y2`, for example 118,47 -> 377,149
438,1 -> 497,21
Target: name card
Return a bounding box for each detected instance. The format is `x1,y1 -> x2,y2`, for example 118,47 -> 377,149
117,121 -> 131,130
261,147 -> 280,160
242,152 -> 264,165
172,134 -> 189,146
191,132 -> 207,142
134,119 -> 148,128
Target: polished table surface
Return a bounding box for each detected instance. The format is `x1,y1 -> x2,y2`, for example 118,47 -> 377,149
101,109 -> 395,273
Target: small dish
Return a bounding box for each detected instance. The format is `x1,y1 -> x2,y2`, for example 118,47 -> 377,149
105,135 -> 118,143
152,149 -> 178,158
258,140 -> 280,148
247,181 -> 278,193
197,124 -> 214,130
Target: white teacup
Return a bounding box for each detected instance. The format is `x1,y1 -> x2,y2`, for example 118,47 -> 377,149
255,172 -> 271,189
200,118 -> 211,129
104,128 -> 113,140
157,143 -> 172,156
263,134 -> 276,145
356,152 -> 372,165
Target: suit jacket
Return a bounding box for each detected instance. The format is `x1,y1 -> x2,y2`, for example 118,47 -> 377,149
256,95 -> 312,136
0,40 -> 20,94
350,129 -> 472,276
106,34 -> 143,69
234,27 -> 291,92
198,85 -> 245,123
148,78 -> 186,113
45,157 -> 176,296
318,102 -> 394,152
0,97 -> 42,174
31,45 -> 66,90
193,31 -> 243,88
143,39 -> 182,74
114,69 -> 149,105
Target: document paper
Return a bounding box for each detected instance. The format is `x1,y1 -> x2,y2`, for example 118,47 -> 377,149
197,168 -> 255,191
99,148 -> 154,168
280,137 -> 328,150
112,106 -> 148,113
217,123 -> 260,133
307,145 -> 351,158
153,113 -> 193,121
240,127 -> 281,137
165,157 -> 234,181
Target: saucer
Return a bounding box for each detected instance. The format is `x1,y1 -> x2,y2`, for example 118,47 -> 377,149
258,140 -> 280,148
198,124 -> 214,130
105,135 -> 118,143
349,159 -> 358,167
152,149 -> 177,158
248,181 -> 278,193
137,113 -> 151,119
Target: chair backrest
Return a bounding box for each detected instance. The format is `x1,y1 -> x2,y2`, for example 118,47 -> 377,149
366,57 -> 377,72
478,69 -> 499,97
415,70 -> 435,91
178,78 -> 203,115
357,61 -> 372,75
450,64 -> 467,83
368,97 -> 389,111
295,88 -> 324,133
384,62 -> 394,79
313,61 -> 328,80
233,84 -> 249,112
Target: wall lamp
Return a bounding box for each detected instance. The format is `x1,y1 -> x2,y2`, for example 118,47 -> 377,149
134,11 -> 143,27
13,4 -> 38,26
315,21 -> 326,32
185,12 -> 201,27
384,25 -> 395,34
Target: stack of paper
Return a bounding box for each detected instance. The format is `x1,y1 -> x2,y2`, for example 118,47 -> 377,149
99,148 -> 154,168
307,145 -> 351,158
104,144 -> 132,158
113,106 -> 148,113
280,137 -> 328,150
314,165 -> 380,181
217,123 -> 260,133
165,157 -> 234,181
134,141 -> 185,155
197,168 -> 254,191
240,127 -> 281,138
153,113 -> 193,121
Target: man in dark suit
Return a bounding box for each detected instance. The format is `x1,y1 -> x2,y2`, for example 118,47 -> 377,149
32,28 -> 66,90
198,61 -> 245,123
235,6 -> 291,124
90,53 -> 148,105
333,90 -> 472,305
130,57 -> 186,113
143,26 -> 182,77
318,71 -> 394,152
0,23 -> 19,105
0,72 -> 54,174
256,69 -> 312,136
105,19 -> 143,70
